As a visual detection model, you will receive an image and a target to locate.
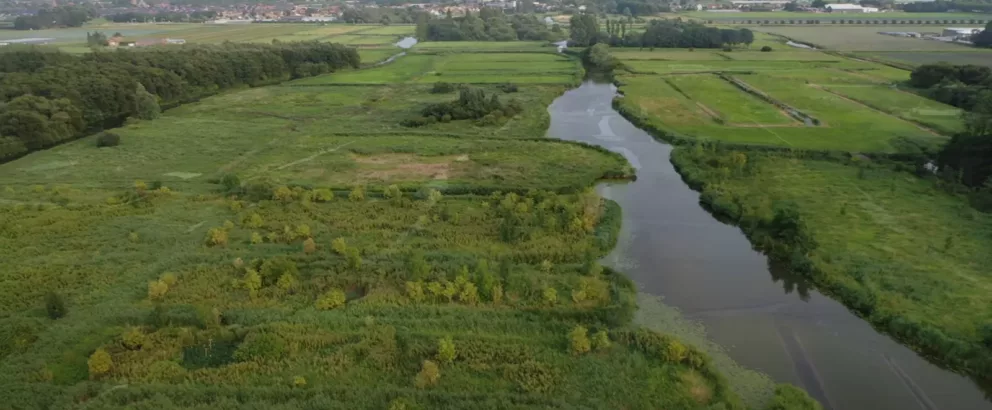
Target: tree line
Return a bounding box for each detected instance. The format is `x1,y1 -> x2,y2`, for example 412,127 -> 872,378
570,15 -> 754,49
903,0 -> 992,13
909,62 -> 992,209
13,5 -> 95,30
107,11 -> 219,23
0,42 -> 359,162
416,8 -> 559,42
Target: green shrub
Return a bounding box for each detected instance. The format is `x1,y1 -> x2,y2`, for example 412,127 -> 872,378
234,332 -> 288,362
414,360 -> 440,388
760,46 -> 772,52
87,348 -> 113,379
331,237 -> 347,255
147,360 -> 185,382
568,325 -> 591,355
592,330 -> 611,351
437,336 -> 456,364
121,327 -> 146,350
44,291 -> 67,320
767,384 -> 823,410
148,280 -> 169,300
316,288 -> 347,310
220,173 -> 241,193
95,132 -> 120,147
431,82 -> 456,94
505,360 -> 556,393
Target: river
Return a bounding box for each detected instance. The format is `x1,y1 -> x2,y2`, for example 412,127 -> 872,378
546,81 -> 991,410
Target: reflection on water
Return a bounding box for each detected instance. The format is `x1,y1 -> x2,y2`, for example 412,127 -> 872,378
546,81 -> 992,410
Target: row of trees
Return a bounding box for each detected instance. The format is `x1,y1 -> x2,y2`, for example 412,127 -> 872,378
904,0 -> 992,13
909,63 -> 992,207
416,8 -> 559,42
570,15 -> 754,49
107,11 -> 219,23
0,42 -> 359,162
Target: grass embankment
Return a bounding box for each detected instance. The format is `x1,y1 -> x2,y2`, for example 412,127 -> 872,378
0,50 -> 819,409
670,145 -> 992,385
610,47 -> 955,153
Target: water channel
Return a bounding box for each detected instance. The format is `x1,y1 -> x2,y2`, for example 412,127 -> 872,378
546,81 -> 991,410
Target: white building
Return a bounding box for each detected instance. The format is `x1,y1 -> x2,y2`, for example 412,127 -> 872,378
826,3 -> 878,12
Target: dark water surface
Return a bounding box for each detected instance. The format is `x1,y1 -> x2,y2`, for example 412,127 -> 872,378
547,82 -> 991,410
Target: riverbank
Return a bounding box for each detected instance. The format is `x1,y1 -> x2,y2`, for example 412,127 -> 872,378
670,145 -> 992,390
550,80 -> 992,410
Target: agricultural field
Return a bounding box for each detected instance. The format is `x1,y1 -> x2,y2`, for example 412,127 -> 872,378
295,52 -> 581,85
754,25 -> 991,51
614,48 -> 953,152
672,148 -> 992,391
858,51 -> 992,68
0,44 -> 809,409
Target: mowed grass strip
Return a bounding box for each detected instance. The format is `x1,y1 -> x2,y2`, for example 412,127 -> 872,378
667,74 -> 796,125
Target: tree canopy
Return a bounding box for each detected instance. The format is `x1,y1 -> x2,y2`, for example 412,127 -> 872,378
0,42 -> 359,162
418,8 -> 557,42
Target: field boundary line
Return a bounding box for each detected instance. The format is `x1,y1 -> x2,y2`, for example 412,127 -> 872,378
276,140 -> 358,171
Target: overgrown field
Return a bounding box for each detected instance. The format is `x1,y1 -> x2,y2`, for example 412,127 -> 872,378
613,47 -> 956,152
671,146 -> 992,385
0,51 -> 821,409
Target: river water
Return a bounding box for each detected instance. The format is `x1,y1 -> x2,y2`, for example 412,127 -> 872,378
546,81 -> 991,410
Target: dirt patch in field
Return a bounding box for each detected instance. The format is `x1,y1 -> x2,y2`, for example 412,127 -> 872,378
351,153 -> 462,181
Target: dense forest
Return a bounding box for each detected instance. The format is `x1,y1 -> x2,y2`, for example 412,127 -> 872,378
13,5 -> 95,30
416,8 -> 559,42
909,63 -> 992,209
569,15 -> 753,49
0,43 -> 359,162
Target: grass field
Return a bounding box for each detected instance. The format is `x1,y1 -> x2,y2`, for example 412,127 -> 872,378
614,46 -> 952,152
672,148 -> 992,386
819,84 -> 964,134
295,53 -> 580,85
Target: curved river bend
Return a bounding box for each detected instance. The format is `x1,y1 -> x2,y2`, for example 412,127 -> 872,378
547,82 -> 991,410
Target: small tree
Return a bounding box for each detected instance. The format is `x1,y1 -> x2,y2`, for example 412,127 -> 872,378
346,247 -> 362,269
316,288 -> 347,310
244,269 -> 262,299
88,348 -> 113,379
437,336 -> 456,364
45,291 -> 67,319
542,287 -> 558,306
134,83 -> 160,120
331,237 -> 347,255
148,280 -> 169,300
568,325 -> 591,355
414,360 -> 440,388
349,186 -> 365,201
591,330 -> 611,351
